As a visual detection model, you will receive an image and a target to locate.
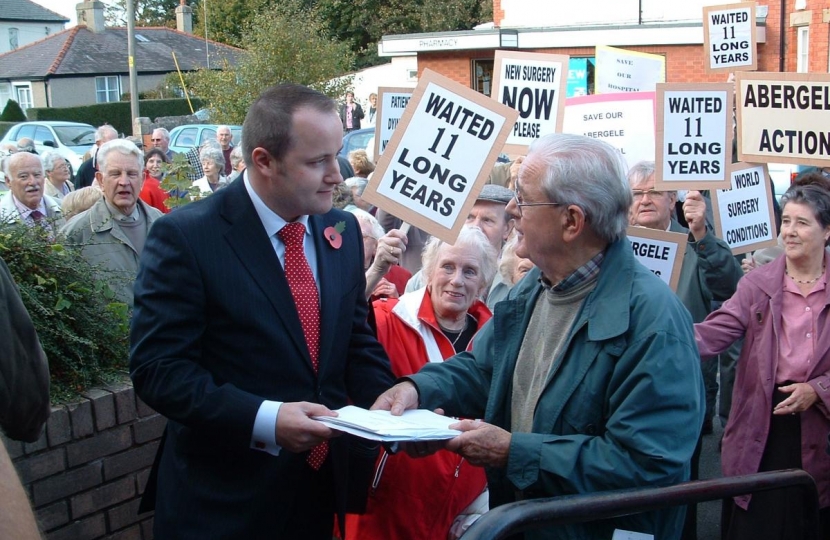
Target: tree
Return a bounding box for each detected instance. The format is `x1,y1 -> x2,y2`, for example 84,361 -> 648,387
0,100 -> 26,122
105,0 -> 181,27
185,1 -> 354,124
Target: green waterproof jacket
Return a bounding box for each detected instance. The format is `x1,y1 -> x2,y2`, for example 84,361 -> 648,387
409,238 -> 706,540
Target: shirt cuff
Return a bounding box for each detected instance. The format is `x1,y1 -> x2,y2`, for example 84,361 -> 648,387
251,400 -> 282,456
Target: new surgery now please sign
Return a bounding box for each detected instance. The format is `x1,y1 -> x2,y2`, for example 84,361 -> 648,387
362,69 -> 518,244
492,50 -> 569,154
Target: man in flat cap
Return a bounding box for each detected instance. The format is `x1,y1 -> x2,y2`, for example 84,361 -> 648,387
405,184 -> 514,308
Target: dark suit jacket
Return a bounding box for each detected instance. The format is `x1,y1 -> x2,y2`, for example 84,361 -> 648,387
339,102 -> 364,130
129,178 -> 394,538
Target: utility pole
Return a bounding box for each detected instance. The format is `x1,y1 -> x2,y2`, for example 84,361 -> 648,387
126,0 -> 140,136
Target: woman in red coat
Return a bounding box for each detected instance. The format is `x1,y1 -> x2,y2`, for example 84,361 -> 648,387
345,227 -> 499,540
139,148 -> 170,214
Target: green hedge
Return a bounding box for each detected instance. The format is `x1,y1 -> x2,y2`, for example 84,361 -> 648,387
26,98 -> 204,135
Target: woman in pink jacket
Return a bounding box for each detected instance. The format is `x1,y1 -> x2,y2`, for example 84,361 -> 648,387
695,184 -> 830,539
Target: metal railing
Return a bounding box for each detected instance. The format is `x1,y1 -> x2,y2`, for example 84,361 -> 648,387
463,469 -> 819,540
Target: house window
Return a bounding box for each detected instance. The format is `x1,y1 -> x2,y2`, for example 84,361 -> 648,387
797,26 -> 809,73
472,59 -> 493,97
0,83 -> 11,112
96,76 -> 121,103
9,28 -> 19,50
14,84 -> 32,111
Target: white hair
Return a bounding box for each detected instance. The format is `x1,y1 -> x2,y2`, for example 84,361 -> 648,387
422,227 -> 498,293
97,139 -> 143,171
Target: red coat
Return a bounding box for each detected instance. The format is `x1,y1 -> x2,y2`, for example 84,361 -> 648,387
140,173 -> 170,214
345,289 -> 491,540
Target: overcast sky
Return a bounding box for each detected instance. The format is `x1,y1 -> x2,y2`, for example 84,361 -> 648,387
29,0 -> 117,28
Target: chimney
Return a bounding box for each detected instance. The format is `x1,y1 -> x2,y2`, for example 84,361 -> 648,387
176,0 -> 193,34
76,1 -> 106,33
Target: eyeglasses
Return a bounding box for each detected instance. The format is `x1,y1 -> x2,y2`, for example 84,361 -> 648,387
513,193 -> 563,216
632,189 -> 666,200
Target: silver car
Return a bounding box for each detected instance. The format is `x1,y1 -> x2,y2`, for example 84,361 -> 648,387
0,121 -> 96,176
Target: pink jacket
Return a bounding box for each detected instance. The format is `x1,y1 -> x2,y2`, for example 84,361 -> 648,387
695,251 -> 830,509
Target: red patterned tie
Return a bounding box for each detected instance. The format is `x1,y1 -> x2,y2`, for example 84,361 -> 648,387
277,222 -> 327,470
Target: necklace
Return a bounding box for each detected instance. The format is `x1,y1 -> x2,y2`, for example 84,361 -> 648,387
439,316 -> 470,349
785,264 -> 825,285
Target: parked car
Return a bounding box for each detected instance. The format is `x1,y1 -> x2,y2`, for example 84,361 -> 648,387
339,127 -> 375,159
767,162 -> 798,200
168,124 -> 242,154
0,121 -> 96,176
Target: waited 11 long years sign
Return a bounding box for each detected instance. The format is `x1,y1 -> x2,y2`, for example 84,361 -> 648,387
654,83 -> 733,191
361,69 -> 518,244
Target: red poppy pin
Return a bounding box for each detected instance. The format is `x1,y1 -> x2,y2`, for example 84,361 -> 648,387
324,221 -> 346,249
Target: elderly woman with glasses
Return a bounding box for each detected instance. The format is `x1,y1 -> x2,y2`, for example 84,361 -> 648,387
41,151 -> 74,200
696,184 -> 830,539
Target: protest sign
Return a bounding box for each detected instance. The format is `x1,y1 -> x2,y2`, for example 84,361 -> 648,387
736,72 -> 830,167
492,51 -> 569,153
711,162 -> 778,255
563,92 -> 656,169
567,58 -> 589,97
655,83 -> 733,190
626,226 -> 687,292
373,87 -> 414,159
594,46 -> 665,94
362,69 -> 518,244
703,2 -> 757,73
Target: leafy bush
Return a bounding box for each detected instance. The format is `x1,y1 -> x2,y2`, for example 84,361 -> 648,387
0,222 -> 130,403
0,100 -> 26,122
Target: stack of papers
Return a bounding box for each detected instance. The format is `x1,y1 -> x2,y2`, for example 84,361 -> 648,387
314,406 -> 462,442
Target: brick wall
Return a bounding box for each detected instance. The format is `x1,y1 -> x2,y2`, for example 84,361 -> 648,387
2,383 -> 165,540
419,41 -> 789,90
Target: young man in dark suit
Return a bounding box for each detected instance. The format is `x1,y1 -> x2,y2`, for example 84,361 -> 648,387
130,83 -> 396,539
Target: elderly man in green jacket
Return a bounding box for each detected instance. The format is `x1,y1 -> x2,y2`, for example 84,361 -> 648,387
374,134 -> 705,539
60,139 -> 162,308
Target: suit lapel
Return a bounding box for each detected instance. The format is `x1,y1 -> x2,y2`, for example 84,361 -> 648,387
220,181 -> 312,369
310,214 -> 342,374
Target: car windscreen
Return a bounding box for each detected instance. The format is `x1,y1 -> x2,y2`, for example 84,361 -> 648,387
52,126 -> 96,146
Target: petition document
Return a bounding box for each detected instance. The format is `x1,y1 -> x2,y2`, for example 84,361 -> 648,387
314,406 -> 461,442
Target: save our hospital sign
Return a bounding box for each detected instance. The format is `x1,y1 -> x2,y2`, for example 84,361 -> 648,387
491,50 -> 569,154
361,69 -> 518,244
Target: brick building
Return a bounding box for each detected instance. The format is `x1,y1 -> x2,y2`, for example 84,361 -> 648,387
378,0 -> 829,97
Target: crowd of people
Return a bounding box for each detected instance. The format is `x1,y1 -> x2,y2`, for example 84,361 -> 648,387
1,82 -> 829,540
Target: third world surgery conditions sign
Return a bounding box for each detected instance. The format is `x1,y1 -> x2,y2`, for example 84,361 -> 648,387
737,71 -> 830,167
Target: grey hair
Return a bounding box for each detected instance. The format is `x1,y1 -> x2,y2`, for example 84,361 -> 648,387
200,147 -> 225,169
421,227 -> 499,294
95,125 -> 118,143
626,160 -> 676,195
217,125 -> 231,134
527,133 -> 632,243
97,139 -> 143,172
152,127 -> 170,142
348,207 -> 385,239
4,151 -> 44,178
781,185 -> 830,240
229,146 -> 244,169
200,139 -> 221,152
40,150 -> 65,173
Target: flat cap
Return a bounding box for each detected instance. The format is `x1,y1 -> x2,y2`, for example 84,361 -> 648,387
476,184 -> 514,205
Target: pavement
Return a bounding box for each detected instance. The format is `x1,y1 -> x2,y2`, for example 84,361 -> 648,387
696,419 -> 725,540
